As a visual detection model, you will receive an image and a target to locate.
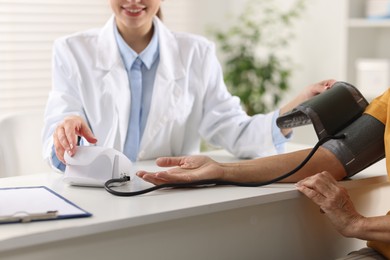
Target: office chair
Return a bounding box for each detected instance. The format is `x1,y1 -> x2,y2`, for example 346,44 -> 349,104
0,110 -> 51,177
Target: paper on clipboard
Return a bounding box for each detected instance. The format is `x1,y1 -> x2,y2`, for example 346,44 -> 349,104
0,186 -> 91,223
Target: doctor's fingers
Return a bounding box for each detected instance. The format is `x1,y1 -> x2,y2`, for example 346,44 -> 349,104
61,116 -> 97,149
74,120 -> 97,144
54,123 -> 78,157
306,79 -> 337,97
53,127 -> 70,164
318,79 -> 337,88
53,138 -> 66,164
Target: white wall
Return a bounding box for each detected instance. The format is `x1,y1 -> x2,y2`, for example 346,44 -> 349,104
164,0 -> 344,89
164,0 -> 344,145
163,0 -> 234,34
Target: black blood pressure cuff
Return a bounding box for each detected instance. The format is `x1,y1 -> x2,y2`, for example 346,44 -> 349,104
277,81 -> 385,178
277,81 -> 369,139
321,113 -> 385,177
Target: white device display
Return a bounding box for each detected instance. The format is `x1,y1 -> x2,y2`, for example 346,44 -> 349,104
63,146 -> 132,187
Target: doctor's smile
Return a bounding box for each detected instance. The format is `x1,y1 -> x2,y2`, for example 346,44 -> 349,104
122,5 -> 146,16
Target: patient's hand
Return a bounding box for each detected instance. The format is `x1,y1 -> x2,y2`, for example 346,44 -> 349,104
136,156 -> 224,185
296,171 -> 363,238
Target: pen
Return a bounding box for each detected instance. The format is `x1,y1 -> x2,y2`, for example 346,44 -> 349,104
0,210 -> 59,224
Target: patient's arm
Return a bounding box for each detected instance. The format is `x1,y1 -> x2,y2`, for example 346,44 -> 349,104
136,147 -> 347,185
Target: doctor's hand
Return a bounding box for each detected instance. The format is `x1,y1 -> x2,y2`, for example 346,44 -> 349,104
300,79 -> 337,101
136,156 -> 224,185
295,171 -> 363,238
280,78 -> 336,116
53,115 -> 97,164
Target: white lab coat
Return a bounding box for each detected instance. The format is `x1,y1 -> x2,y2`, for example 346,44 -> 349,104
42,16 -> 283,165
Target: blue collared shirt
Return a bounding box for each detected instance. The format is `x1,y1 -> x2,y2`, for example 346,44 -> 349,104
114,21 -> 160,139
272,109 -> 291,153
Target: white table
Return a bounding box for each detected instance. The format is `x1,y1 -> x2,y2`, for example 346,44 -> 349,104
0,144 -> 389,260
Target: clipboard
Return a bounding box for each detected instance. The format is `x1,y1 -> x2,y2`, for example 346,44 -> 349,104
0,186 -> 92,224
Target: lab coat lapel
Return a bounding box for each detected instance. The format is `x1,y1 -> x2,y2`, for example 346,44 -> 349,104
101,68 -> 129,150
97,16 -> 130,150
140,18 -> 186,152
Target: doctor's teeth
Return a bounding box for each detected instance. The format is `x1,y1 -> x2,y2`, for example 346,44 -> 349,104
129,9 -> 142,13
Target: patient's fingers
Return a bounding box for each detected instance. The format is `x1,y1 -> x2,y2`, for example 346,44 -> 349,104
156,156 -> 213,169
137,171 -> 170,185
155,157 -> 184,167
137,170 -> 197,185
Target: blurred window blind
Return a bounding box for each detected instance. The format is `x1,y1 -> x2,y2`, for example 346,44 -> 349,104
0,0 -> 194,116
0,0 -> 112,116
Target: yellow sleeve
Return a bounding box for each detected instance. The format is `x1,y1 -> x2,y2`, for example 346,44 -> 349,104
364,89 -> 390,125
364,89 -> 390,177
365,90 -> 390,257
367,212 -> 390,259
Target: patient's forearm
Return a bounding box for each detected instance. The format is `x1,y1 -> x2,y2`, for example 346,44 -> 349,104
350,215 -> 390,243
222,147 -> 347,183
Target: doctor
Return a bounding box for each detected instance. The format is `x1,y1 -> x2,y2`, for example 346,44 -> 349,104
42,0 -> 334,171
